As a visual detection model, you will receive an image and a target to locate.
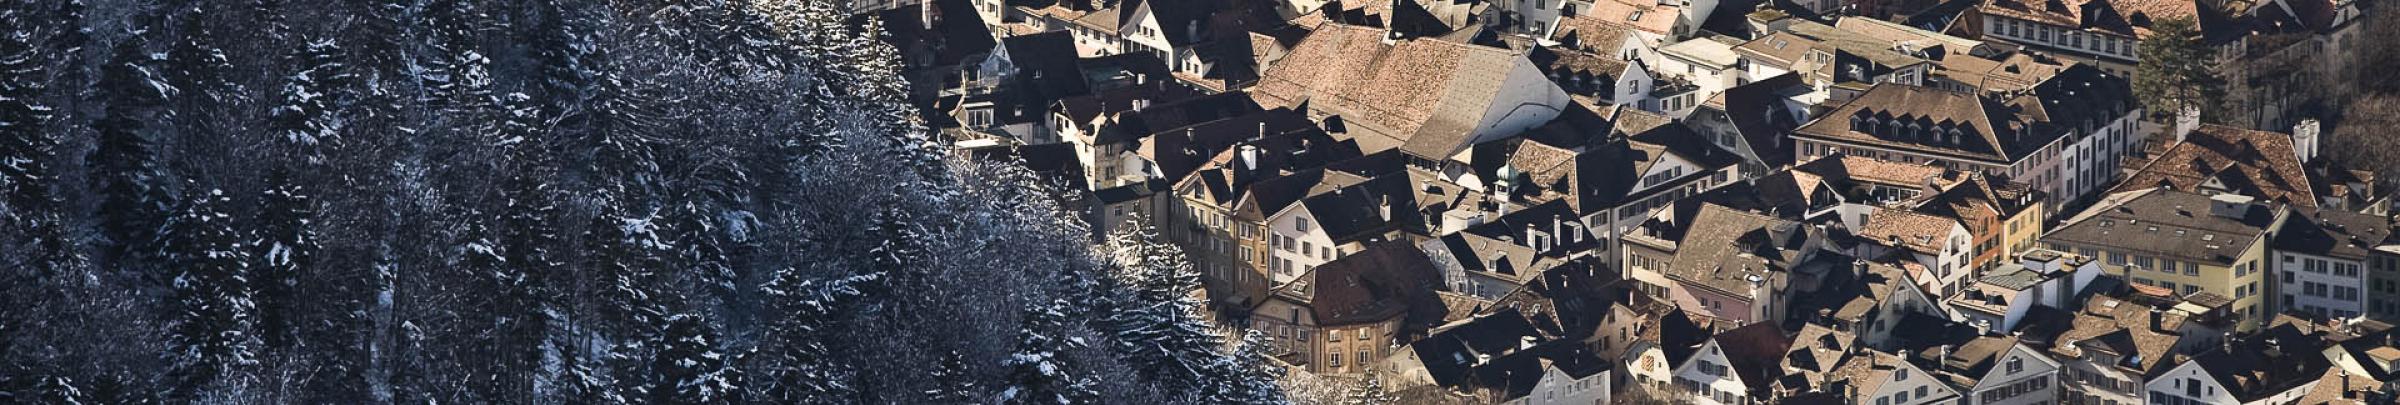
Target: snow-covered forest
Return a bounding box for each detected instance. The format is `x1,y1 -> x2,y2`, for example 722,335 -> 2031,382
0,0 -> 1287,402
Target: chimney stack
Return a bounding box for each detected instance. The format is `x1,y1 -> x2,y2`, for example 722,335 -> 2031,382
2149,306 -> 2166,332
2293,118 -> 2321,163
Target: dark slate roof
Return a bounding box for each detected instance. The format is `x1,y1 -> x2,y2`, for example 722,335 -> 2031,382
967,142 -> 1090,192
1181,129 -> 1366,207
1658,308 -> 1715,365
1001,31 -> 1092,98
1140,110 -> 1325,188
2188,321 -> 2335,403
2018,64 -> 2134,151
1299,170 -> 1449,243
1412,307 -> 1547,387
1054,80 -> 1208,131
860,0 -> 996,69
1702,72 -> 1810,168
2046,188 -> 2282,265
1273,240 -> 1447,326
2271,209 -> 2392,261
1714,322 -> 1799,395
1103,92 -> 1263,144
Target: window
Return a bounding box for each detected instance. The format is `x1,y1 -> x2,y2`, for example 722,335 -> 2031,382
1295,218 -> 1309,232
1329,352 -> 1341,367
2007,357 -> 2024,374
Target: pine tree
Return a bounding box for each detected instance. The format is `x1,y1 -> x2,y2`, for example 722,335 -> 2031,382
1210,330 -> 1289,404
0,5 -> 71,274
0,6 -> 55,219
1100,223 -> 1224,394
90,24 -> 175,265
865,196 -> 929,295
1342,374 -> 1399,405
748,267 -> 873,402
647,313 -> 734,404
493,93 -> 559,404
252,168 -> 314,350
2133,17 -> 2225,122
841,17 -> 950,189
269,38 -> 349,165
926,350 -> 981,403
164,187 -> 259,396
999,299 -> 1096,405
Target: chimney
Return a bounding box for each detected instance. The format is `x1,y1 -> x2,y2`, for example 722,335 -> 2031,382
1378,195 -> 1393,221
2173,105 -> 2201,143
2293,118 -> 2321,163
1239,145 -> 1260,171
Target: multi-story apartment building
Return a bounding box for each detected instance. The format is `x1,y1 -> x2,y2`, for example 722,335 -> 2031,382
2042,189 -> 2287,329
2271,209 -> 2391,320
1792,78 -> 2137,209
1248,241 -> 1443,374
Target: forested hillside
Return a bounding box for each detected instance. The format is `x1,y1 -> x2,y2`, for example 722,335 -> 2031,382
0,0 -> 1284,403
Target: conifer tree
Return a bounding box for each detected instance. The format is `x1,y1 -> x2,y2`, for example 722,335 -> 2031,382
648,313 -> 735,404
252,168 -> 314,349
269,38 -> 349,165
90,25 -> 175,265
164,187 -> 259,396
999,300 -> 1097,405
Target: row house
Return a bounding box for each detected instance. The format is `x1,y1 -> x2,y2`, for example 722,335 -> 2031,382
1421,201 -> 1601,299
1169,130 -> 1373,304
2374,243 -> 2400,323
1667,323 -> 1789,404
1249,241 -> 1447,375
2143,318 -> 2335,405
2043,188 -> 2287,329
1256,167 -> 1482,287
2016,294 -> 2235,405
1684,73 -> 1814,178
1964,0 -> 2163,75
2204,0 -> 2375,128
1659,204 -> 1845,327
1791,79 -> 2135,210
2270,208 -> 2392,321
1052,80 -> 1209,190
1853,207 -> 1979,297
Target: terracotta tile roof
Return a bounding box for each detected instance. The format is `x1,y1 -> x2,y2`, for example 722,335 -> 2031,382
1857,208 -> 1961,254
1733,31 -> 1820,69
1574,0 -> 1684,36
2047,295 -> 2199,377
1933,51 -> 2074,93
2113,124 -> 2318,209
1796,154 -> 1962,188
1793,84 -> 2056,165
1549,12 -> 1643,50
1666,204 -> 1818,297
1250,23 -> 1535,159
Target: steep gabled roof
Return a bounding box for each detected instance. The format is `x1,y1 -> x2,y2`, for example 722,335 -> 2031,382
1272,241 -> 1447,326
1794,84 -> 2058,165
1250,23 -> 1539,159
2113,124 -> 2317,209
